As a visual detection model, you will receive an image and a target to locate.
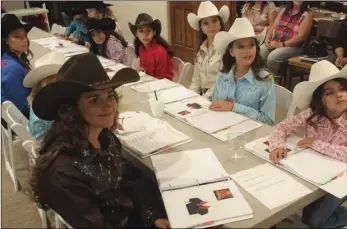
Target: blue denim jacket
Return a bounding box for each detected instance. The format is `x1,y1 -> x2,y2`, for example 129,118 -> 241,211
212,67 -> 275,125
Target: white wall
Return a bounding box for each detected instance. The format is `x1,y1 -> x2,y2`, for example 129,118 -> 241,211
106,1 -> 170,43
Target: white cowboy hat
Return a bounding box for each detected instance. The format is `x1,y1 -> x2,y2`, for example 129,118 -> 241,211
23,52 -> 66,88
293,60 -> 347,110
187,1 -> 230,31
214,18 -> 264,55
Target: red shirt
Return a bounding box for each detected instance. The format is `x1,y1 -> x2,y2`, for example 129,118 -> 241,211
139,39 -> 174,80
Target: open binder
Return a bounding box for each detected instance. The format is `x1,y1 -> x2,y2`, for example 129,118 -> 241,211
151,149 -> 253,228
245,136 -> 347,198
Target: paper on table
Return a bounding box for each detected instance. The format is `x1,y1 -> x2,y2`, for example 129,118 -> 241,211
185,111 -> 248,134
281,149 -> 347,185
164,96 -> 211,119
131,78 -> 178,93
118,122 -> 190,156
162,180 -> 253,228
231,163 -> 312,209
151,148 -> 228,191
150,86 -> 200,104
212,119 -> 263,142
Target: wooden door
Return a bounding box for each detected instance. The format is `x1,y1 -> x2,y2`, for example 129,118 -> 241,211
169,1 -> 237,63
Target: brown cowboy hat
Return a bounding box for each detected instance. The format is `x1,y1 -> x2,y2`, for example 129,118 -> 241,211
128,13 -> 161,37
32,53 -> 140,120
87,17 -> 116,33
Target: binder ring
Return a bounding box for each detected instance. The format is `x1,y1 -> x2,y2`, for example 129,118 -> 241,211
196,179 -> 200,188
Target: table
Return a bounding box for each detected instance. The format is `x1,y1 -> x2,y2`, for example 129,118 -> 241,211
5,8 -> 50,32
27,28 -> 325,229
286,56 -> 313,90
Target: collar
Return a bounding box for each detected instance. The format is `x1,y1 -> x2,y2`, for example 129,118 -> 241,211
227,65 -> 254,84
199,40 -> 216,54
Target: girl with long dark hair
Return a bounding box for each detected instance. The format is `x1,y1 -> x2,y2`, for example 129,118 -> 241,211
1,14 -> 33,118
30,53 -> 170,228
87,17 -> 128,64
209,18 -> 275,125
268,61 -> 347,228
187,1 -> 229,98
129,13 -> 174,80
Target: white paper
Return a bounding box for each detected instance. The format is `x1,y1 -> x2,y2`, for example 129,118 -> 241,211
186,111 -> 248,134
149,86 -> 200,104
151,148 -> 228,191
131,78 -> 178,93
118,122 -> 190,156
212,119 -> 263,142
231,163 -> 312,209
162,180 -> 253,228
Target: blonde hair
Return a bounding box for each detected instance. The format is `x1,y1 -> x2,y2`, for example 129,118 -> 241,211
27,75 -> 57,105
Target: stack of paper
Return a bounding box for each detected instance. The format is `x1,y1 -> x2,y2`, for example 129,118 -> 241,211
149,86 -> 200,104
118,121 -> 191,158
130,78 -> 178,93
231,163 -> 312,209
245,136 -> 347,198
151,149 -> 253,228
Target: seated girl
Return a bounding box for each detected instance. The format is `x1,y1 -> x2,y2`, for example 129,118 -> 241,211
187,1 -> 229,99
260,1 -> 312,75
23,52 -> 66,141
64,7 -> 91,47
87,17 -> 128,64
210,18 -> 275,125
129,13 -> 174,80
269,61 -> 347,228
30,53 -> 169,229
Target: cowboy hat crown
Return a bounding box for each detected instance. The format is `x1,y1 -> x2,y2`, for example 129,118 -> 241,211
187,1 -> 230,30
1,14 -> 32,38
214,18 -> 264,55
128,13 -> 161,36
87,17 -> 116,33
23,52 -> 66,88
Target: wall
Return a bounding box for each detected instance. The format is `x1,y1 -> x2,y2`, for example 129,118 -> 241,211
106,1 -> 170,43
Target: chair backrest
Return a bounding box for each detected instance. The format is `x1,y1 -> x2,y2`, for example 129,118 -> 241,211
172,57 -> 184,83
51,23 -> 66,34
126,43 -> 139,69
180,62 -> 193,85
55,213 -> 73,229
22,140 -> 39,164
274,84 -> 295,119
2,101 -> 29,126
11,123 -> 36,142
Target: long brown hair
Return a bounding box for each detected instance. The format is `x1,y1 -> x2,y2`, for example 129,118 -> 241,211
1,36 -> 33,70
30,92 -> 119,209
197,16 -> 225,51
306,78 -> 347,129
221,38 -> 269,81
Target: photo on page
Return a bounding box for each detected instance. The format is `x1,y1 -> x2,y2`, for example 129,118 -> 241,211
177,102 -> 204,116
185,198 -> 210,216
214,188 -> 233,200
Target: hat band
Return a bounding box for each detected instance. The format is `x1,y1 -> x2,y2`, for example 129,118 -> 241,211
89,79 -> 112,87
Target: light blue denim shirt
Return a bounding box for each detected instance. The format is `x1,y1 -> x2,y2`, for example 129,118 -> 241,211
212,67 -> 275,125
28,107 -> 53,141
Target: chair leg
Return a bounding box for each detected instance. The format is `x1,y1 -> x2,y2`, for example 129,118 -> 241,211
7,128 -> 19,192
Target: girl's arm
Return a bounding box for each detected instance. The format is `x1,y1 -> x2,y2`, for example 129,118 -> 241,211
65,21 -> 76,36
265,7 -> 283,41
269,108 -> 312,151
267,2 -> 278,26
283,11 -> 313,47
189,60 -> 202,94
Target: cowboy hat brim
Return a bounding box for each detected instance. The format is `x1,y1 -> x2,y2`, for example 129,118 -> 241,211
23,64 -> 63,88
33,67 -> 140,120
214,31 -> 264,55
293,65 -> 347,110
187,5 -> 229,31
128,19 -> 161,37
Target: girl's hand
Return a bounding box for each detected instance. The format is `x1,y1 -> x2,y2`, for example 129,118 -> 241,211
265,38 -> 272,49
155,219 -> 170,229
269,41 -> 282,49
209,100 -> 234,111
270,147 -> 287,164
297,137 -> 316,148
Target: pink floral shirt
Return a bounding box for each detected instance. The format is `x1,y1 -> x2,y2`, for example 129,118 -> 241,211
269,108 -> 347,162
105,35 -> 127,64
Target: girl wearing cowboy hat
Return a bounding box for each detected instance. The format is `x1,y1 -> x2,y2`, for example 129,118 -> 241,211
129,13 -> 174,81
85,1 -> 122,35
87,17 -> 128,65
268,61 -> 347,228
23,52 -> 66,141
64,7 -> 91,47
187,1 -> 229,99
1,14 -> 33,118
209,18 -> 275,125
30,53 -> 170,229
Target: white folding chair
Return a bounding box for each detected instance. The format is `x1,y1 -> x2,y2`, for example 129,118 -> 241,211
1,105 -> 19,191
51,23 -> 66,34
274,84 -> 294,122
3,100 -> 29,126
126,42 -> 139,69
172,57 -> 192,84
